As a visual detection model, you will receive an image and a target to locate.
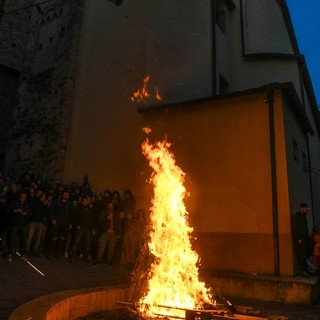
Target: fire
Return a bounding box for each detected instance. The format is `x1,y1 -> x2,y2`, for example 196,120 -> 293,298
131,76 -> 162,104
140,137 -> 213,318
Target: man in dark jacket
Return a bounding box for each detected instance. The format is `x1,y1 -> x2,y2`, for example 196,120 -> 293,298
291,202 -> 310,276
7,191 -> 31,262
71,197 -> 95,261
94,201 -> 120,266
48,190 -> 71,259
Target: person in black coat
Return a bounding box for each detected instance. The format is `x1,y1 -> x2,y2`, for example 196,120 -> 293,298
291,202 -> 310,275
71,197 -> 96,261
7,191 -> 31,262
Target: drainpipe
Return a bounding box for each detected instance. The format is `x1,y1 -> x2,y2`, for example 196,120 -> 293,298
267,88 -> 280,276
306,136 -> 315,225
298,58 -> 315,225
211,0 -> 217,95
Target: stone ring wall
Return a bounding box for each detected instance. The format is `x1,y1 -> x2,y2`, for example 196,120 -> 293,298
9,285 -> 129,320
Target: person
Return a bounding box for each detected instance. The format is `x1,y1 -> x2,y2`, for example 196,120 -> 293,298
0,195 -> 9,256
71,197 -> 96,261
94,201 -> 120,266
25,191 -> 49,257
5,182 -> 20,204
64,199 -> 78,259
291,202 -> 311,276
6,191 -> 31,262
48,190 -> 72,259
121,210 -> 137,269
111,190 -> 122,211
312,226 -> 320,275
39,193 -> 53,255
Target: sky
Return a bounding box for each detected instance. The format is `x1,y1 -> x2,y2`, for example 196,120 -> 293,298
286,0 -> 320,107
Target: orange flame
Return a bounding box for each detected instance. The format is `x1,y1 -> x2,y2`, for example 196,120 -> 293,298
140,138 -> 212,318
131,76 -> 162,104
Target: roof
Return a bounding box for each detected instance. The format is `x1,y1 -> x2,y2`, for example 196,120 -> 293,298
137,82 -> 314,136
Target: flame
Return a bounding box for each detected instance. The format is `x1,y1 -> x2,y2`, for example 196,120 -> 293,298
131,76 -> 162,104
140,138 -> 212,318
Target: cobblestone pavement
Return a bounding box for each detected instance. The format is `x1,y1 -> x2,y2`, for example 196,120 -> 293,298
0,254 -> 131,320
0,254 -> 319,320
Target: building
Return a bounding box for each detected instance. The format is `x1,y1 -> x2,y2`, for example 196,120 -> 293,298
0,0 -> 319,276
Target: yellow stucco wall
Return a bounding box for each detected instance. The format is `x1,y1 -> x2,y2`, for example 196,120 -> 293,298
64,87 -> 293,275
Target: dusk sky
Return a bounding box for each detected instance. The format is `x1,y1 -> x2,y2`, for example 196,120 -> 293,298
286,0 -> 320,108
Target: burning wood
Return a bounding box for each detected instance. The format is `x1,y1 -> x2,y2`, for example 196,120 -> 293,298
116,301 -> 268,320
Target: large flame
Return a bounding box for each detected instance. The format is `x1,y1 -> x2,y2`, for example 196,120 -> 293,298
140,137 -> 212,318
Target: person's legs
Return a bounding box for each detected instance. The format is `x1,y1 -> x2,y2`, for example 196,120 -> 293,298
7,225 -> 18,261
106,233 -> 117,264
83,230 -> 91,260
96,232 -> 107,263
32,222 -> 44,254
72,229 -> 83,259
18,225 -> 27,257
295,242 -> 308,274
25,222 -> 36,254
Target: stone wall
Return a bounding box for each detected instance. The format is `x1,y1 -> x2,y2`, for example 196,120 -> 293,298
0,65 -> 19,167
0,0 -> 83,180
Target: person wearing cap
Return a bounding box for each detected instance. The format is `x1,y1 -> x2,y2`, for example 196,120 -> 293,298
291,202 -> 310,276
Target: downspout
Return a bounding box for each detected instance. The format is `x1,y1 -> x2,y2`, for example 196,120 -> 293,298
298,58 -> 315,225
306,136 -> 315,225
267,88 -> 280,276
211,0 -> 217,95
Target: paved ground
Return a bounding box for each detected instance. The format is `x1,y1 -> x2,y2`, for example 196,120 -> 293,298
0,254 -> 131,320
0,254 -> 319,320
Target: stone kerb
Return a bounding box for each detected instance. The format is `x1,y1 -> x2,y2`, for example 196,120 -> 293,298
9,285 -> 129,320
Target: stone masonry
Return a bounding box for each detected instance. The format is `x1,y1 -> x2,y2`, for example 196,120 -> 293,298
0,0 -> 83,180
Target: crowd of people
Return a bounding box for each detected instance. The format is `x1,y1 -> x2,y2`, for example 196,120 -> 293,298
0,167 -> 147,269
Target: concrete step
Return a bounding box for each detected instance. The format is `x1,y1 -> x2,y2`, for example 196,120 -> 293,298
202,270 -> 320,305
